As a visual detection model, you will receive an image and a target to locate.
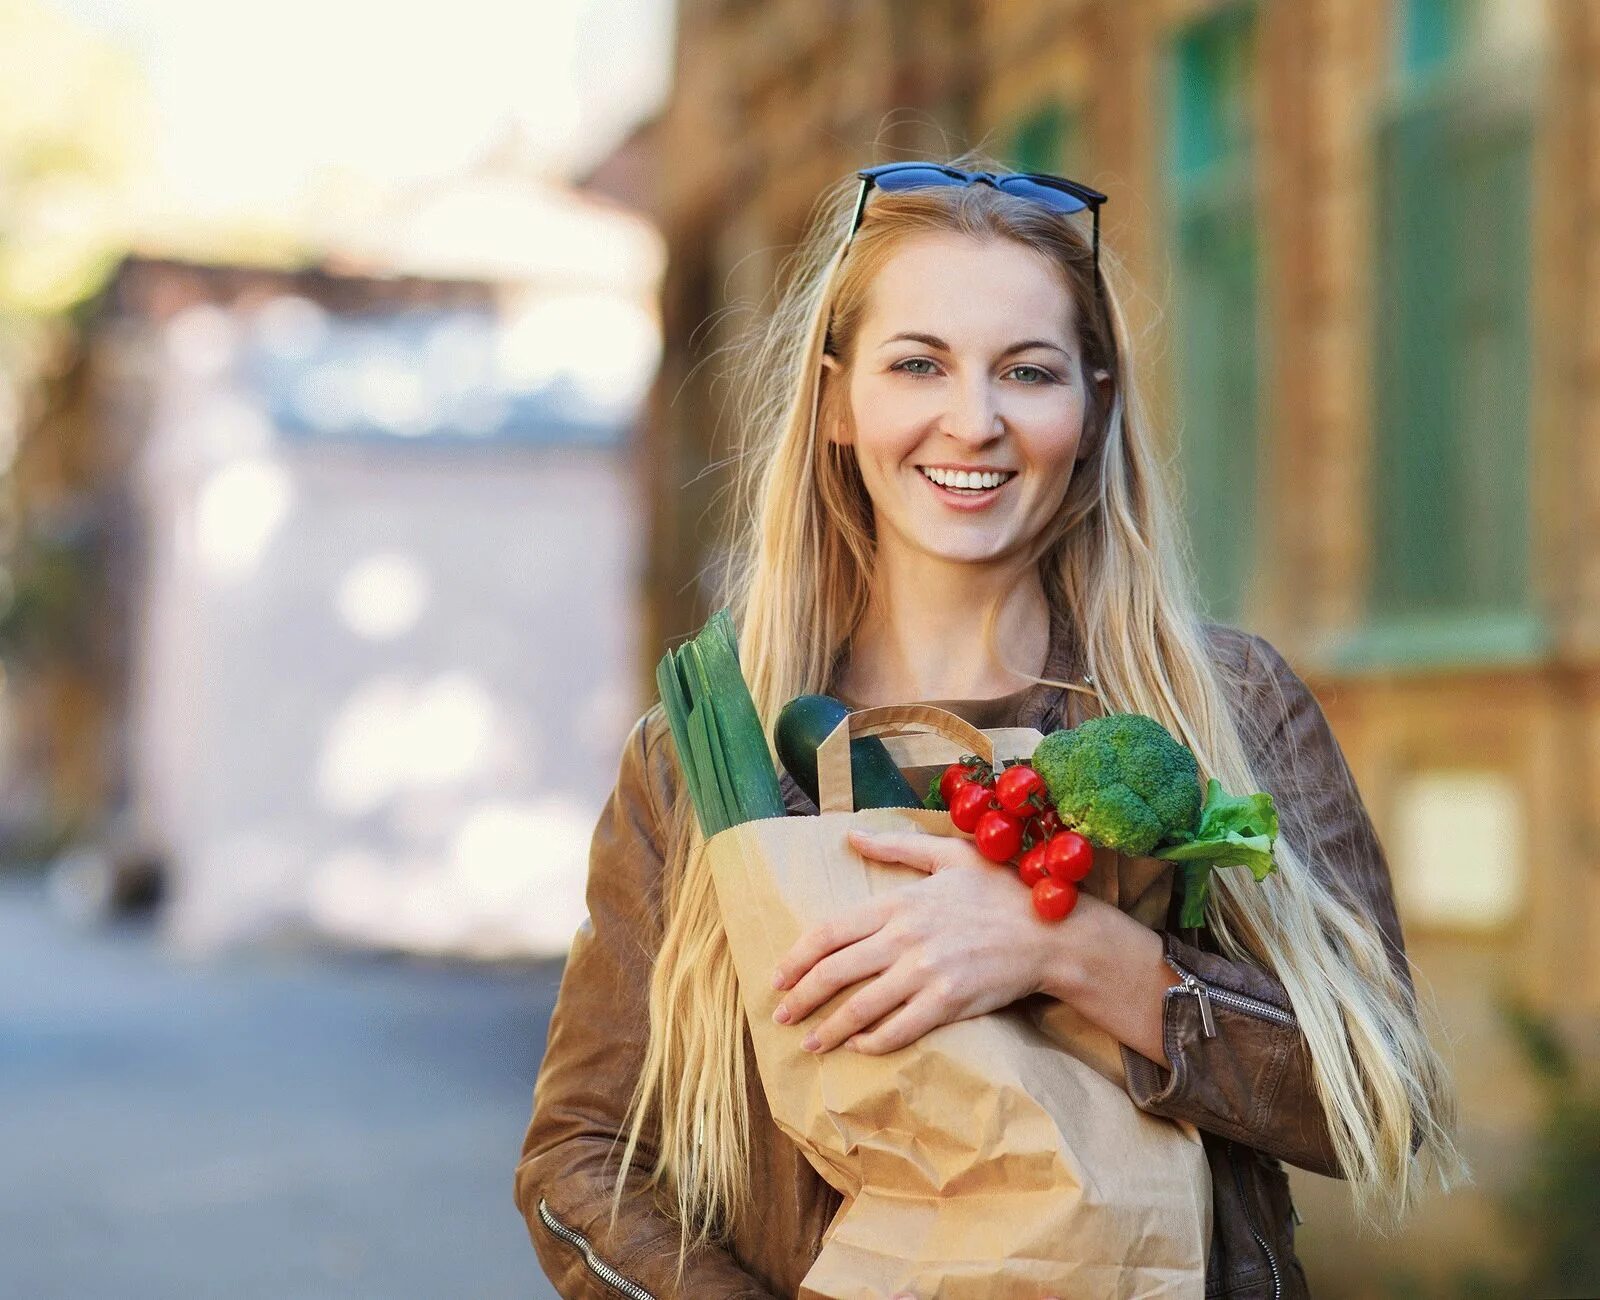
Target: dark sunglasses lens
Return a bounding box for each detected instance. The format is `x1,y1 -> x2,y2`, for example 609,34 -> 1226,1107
995,176 -> 1089,213
867,165 -> 968,192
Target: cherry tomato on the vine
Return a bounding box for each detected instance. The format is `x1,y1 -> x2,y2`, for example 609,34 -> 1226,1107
948,780 -> 995,834
1032,877 -> 1079,922
938,761 -> 980,808
994,764 -> 1047,817
1018,841 -> 1049,887
974,809 -> 1024,863
1043,831 -> 1094,883
1034,807 -> 1063,838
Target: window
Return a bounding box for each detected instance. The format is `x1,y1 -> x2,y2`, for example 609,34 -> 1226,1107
1395,768 -> 1525,930
1168,5 -> 1260,624
1365,0 -> 1541,659
241,299 -> 647,448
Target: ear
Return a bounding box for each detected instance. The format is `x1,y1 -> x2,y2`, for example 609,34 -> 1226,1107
1075,368 -> 1114,463
819,353 -> 852,446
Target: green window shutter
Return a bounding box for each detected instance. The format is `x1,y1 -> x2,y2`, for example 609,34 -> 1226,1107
1004,101 -> 1082,176
1371,54 -> 1533,622
1169,6 -> 1259,624
1401,0 -> 1472,79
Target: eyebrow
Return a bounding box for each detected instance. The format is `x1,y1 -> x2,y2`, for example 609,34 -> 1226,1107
879,331 -> 1072,359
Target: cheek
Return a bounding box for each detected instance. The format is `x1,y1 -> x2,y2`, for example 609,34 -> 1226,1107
1014,392 -> 1088,464
848,374 -> 937,453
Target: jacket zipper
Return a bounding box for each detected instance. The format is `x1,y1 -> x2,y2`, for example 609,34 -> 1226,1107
1166,959 -> 1290,1297
1228,1144 -> 1283,1300
1167,957 -> 1298,1038
536,1198 -> 656,1300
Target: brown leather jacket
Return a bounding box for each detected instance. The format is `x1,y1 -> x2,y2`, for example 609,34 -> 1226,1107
515,622 -> 1419,1299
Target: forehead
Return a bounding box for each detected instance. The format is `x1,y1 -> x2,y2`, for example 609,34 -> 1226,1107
859,231 -> 1079,346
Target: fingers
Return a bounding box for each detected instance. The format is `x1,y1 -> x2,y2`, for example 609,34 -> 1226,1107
844,989 -> 950,1056
848,828 -> 952,874
803,961 -> 919,1054
772,896 -> 891,992
775,928 -> 895,1027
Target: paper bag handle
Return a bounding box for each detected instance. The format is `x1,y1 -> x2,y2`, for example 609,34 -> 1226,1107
816,704 -> 996,814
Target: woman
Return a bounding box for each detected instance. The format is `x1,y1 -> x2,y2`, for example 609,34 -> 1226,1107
515,155 -> 1468,1299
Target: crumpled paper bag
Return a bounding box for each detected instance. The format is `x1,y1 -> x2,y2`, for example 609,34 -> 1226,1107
704,706 -> 1211,1299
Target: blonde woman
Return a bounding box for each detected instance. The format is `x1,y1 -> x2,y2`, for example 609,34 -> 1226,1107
515,156 -> 1467,1299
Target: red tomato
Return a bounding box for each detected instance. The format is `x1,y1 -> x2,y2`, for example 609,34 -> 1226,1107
974,809 -> 1024,863
1018,842 -> 1049,887
994,764 -> 1046,817
1043,831 -> 1094,883
949,780 -> 994,834
1034,807 -> 1063,838
938,762 -> 979,807
1032,877 -> 1079,922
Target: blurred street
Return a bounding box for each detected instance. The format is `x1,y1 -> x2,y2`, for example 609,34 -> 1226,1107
2,874 -> 561,1299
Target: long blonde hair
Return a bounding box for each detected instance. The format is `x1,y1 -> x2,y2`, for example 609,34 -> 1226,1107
615,151 -> 1468,1258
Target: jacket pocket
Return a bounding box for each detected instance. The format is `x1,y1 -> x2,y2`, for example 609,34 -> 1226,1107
1167,955 -> 1299,1039
536,1198 -> 657,1300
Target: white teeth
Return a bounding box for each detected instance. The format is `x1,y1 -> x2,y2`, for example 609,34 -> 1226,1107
919,466 -> 1014,491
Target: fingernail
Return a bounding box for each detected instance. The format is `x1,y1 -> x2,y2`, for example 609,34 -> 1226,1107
802,1033 -> 820,1052
772,1004 -> 790,1024
771,969 -> 785,989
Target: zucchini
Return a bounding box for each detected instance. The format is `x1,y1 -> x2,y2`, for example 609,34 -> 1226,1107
775,694 -> 920,811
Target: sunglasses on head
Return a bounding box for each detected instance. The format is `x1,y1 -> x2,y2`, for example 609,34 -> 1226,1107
844,161 -> 1109,284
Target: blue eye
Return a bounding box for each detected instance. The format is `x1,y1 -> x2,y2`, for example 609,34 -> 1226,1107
891,357 -> 938,376
1008,364 -> 1057,384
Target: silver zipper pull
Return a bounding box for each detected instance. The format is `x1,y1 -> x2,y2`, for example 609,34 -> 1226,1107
1291,1201 -> 1304,1226
1179,971 -> 1217,1039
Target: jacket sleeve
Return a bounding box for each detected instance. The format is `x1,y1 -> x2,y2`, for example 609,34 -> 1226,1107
514,707 -> 779,1299
1118,632 -> 1422,1178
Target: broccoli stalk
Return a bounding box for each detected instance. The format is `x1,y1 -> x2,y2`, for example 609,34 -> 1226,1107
1154,780 -> 1279,927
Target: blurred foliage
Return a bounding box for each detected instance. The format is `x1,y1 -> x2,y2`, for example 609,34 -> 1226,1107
1381,999 -> 1600,1299
0,0 -> 149,319
0,0 -> 138,671
0,518 -> 104,667
1496,999 -> 1600,1296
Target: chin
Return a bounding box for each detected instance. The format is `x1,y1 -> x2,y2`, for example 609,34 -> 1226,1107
914,534 -> 1014,565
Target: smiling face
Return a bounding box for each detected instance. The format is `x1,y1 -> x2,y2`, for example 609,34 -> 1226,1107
823,231 -> 1099,570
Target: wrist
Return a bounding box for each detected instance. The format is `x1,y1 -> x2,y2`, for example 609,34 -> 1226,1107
1034,893 -> 1104,1003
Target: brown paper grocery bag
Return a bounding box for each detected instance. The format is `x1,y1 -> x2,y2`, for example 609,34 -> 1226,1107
704,705 -> 1211,1299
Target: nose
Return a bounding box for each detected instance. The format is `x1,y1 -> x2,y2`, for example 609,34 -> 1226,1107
943,372 -> 1003,445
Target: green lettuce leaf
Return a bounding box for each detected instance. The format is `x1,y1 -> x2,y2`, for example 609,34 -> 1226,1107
1153,779 -> 1279,927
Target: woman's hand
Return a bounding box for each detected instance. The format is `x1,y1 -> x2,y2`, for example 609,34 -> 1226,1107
770,826 -> 1103,1055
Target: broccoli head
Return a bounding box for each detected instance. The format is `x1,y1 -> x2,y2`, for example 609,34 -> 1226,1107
1031,713 -> 1203,856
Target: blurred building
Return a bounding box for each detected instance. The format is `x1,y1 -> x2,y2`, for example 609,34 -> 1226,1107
8,167 -> 664,958
633,0 -> 1595,1292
